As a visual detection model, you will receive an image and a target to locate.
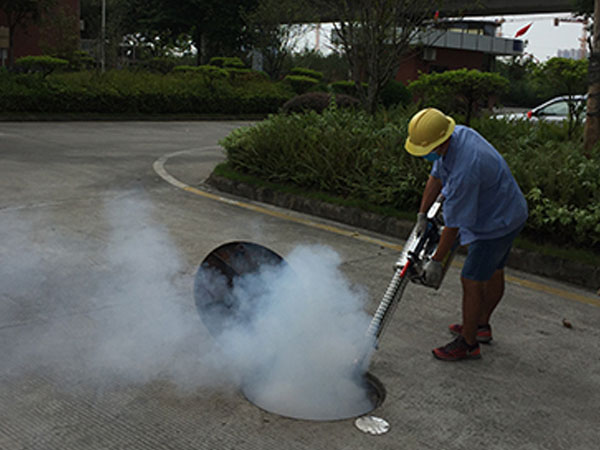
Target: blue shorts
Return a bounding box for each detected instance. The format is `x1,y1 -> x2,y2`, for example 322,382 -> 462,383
461,224 -> 524,281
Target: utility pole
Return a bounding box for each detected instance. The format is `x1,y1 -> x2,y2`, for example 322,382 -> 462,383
100,0 -> 106,72
584,0 -> 600,153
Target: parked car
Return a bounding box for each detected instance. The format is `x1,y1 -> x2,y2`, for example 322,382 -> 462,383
495,95 -> 587,123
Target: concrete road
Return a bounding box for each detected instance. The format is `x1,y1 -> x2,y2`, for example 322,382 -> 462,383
1,122 -> 599,450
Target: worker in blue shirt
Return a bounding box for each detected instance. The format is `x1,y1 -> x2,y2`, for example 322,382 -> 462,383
405,108 -> 528,361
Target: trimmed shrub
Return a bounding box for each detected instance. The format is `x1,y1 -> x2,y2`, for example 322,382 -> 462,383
15,56 -> 68,77
209,56 -> 245,68
144,57 -> 178,74
172,65 -> 198,73
330,80 -> 368,97
225,67 -> 269,82
289,67 -> 324,81
64,50 -> 95,71
173,64 -> 229,83
0,70 -> 293,115
283,75 -> 319,94
281,92 -> 360,114
379,80 -> 411,107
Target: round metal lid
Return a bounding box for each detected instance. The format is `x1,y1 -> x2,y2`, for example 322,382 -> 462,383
354,415 -> 390,435
194,241 -> 285,338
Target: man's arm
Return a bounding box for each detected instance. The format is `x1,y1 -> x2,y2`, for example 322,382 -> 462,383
420,175 -> 443,213
432,226 -> 459,262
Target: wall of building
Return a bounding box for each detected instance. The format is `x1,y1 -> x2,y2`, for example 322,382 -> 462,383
0,0 -> 80,65
396,48 -> 489,84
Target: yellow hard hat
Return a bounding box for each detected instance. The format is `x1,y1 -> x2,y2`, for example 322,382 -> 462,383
405,108 -> 455,156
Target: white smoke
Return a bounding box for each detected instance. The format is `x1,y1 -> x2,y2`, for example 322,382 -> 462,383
0,195 -> 376,419
199,245 -> 375,420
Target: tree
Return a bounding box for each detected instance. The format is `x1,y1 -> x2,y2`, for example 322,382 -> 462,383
80,0 -> 258,67
242,0 -> 313,80
120,0 -> 258,65
311,0 -> 447,113
572,0 -> 600,151
495,55 -> 544,107
584,0 -> 600,153
573,0 -> 594,19
39,3 -> 80,61
0,0 -> 56,67
409,69 -> 509,124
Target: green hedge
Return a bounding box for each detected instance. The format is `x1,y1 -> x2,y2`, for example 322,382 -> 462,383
221,105 -> 427,209
221,106 -> 600,251
330,80 -> 367,96
15,55 -> 69,77
283,75 -> 320,94
281,92 -> 360,114
209,56 -> 245,68
289,67 -> 324,81
0,70 -> 293,115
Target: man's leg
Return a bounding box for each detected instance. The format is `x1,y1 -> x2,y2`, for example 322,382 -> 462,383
432,277 -> 483,360
460,276 -> 485,346
434,225 -> 521,360
480,269 -> 505,325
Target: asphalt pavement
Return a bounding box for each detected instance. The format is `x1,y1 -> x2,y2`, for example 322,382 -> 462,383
1,122 -> 599,450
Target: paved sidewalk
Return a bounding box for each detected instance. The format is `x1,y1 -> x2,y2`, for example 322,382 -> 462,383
1,122 -> 599,450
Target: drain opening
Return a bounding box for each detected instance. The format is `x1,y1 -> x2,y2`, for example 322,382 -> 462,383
243,372 -> 385,421
194,242 -> 386,421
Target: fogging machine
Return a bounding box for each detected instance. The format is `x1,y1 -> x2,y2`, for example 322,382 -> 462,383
365,194 -> 458,348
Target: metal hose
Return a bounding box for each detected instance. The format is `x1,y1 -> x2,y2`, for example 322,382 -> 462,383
366,259 -> 412,342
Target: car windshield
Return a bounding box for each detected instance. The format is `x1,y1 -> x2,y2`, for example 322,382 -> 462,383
537,99 -> 586,117
538,101 -> 570,116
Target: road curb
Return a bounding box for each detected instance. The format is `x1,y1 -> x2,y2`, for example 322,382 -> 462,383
206,173 -> 600,291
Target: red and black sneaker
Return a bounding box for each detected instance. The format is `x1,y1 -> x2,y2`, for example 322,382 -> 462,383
432,335 -> 481,361
449,323 -> 493,344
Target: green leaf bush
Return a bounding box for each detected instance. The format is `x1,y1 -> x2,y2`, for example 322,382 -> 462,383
209,56 -> 246,68
409,69 -> 509,124
283,75 -> 319,94
289,67 -> 324,81
330,80 -> 367,97
281,92 -> 360,114
0,69 -> 292,115
15,55 -> 69,77
144,57 -> 178,74
172,64 -> 229,86
221,105 -> 429,209
379,80 -> 411,108
221,106 -> 600,251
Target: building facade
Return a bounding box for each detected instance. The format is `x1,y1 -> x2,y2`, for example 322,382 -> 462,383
396,20 -> 524,84
0,0 -> 80,66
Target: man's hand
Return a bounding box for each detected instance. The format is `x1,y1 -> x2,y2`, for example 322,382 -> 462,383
423,259 -> 443,287
415,212 -> 427,236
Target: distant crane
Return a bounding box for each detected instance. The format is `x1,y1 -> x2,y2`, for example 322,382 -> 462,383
495,15 -> 589,59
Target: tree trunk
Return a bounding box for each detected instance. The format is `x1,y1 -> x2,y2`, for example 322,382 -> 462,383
8,26 -> 15,68
584,0 -> 600,154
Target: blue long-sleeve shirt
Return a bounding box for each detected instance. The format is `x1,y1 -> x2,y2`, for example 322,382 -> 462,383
430,125 -> 528,245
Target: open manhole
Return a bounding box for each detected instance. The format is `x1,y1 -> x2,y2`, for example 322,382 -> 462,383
243,370 -> 385,421
194,241 -> 386,421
